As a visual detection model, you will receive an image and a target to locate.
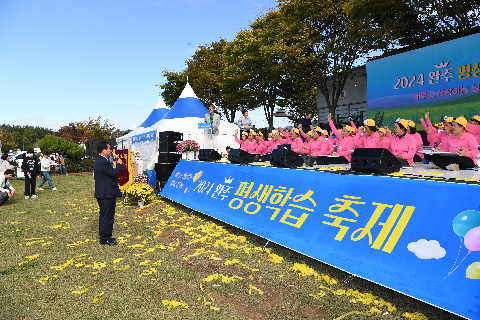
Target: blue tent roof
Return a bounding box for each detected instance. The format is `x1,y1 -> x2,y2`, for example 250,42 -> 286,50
162,97 -> 208,119
138,108 -> 168,128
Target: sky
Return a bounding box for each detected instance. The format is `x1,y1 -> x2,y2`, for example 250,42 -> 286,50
0,0 -> 291,132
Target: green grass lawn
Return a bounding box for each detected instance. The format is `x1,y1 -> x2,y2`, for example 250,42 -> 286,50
0,174 -> 464,320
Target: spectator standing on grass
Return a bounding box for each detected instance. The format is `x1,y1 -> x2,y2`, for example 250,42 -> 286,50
0,169 -> 15,205
56,152 -> 68,175
0,153 -> 11,173
94,140 -> 123,245
22,149 -> 39,199
37,152 -> 57,191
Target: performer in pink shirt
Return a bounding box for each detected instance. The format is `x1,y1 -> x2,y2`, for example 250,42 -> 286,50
433,116 -> 454,150
407,120 -> 424,162
254,132 -> 269,155
234,130 -> 249,152
420,114 -> 439,149
378,128 -> 391,151
289,129 -> 304,154
268,130 -> 285,152
429,116 -> 478,170
308,128 -> 328,166
244,131 -> 258,154
299,131 -> 313,155
323,130 -> 334,155
353,119 -> 380,149
466,115 -> 480,146
389,119 -> 417,166
315,114 -> 355,165
279,127 -> 293,144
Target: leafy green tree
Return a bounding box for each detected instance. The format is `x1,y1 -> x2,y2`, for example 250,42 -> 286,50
186,39 -> 243,123
38,135 -> 85,159
0,124 -> 53,151
55,117 -> 122,144
345,0 -> 480,47
279,0 -> 390,125
224,10 -> 313,130
0,128 -> 16,153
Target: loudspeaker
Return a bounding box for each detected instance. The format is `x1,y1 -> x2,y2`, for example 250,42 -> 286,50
156,180 -> 167,192
228,149 -> 255,164
277,144 -> 291,151
158,131 -> 183,142
198,149 -> 221,162
86,139 -> 117,157
158,141 -> 178,153
158,153 -> 181,163
155,163 -> 177,182
270,148 -> 304,168
351,148 -> 402,174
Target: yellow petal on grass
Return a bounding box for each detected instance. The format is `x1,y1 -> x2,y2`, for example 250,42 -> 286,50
128,244 -> 144,248
112,258 -> 124,264
367,307 -> 381,315
162,299 -> 189,311
82,217 -> 90,220
38,275 -> 58,285
0,242 -> 6,245
310,291 -> 326,299
113,265 -> 130,271
267,253 -> 284,264
18,254 -> 40,266
92,291 -> 104,304
72,286 -> 89,295
139,267 -> 157,277
139,260 -> 150,266
248,284 -> 263,295
278,275 -> 285,278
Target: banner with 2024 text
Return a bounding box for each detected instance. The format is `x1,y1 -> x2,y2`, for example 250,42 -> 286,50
161,160 -> 480,319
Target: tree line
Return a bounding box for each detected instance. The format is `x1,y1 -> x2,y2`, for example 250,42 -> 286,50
159,0 -> 480,130
1,117 -> 130,153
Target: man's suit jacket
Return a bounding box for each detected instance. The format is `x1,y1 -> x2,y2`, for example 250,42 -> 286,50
93,155 -> 123,199
204,112 -> 221,136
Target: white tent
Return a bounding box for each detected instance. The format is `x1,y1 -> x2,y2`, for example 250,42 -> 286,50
116,83 -> 238,170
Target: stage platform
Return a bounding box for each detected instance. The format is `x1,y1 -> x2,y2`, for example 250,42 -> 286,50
211,158 -> 480,184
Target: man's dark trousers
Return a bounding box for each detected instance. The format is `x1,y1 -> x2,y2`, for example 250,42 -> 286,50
97,198 -> 116,242
24,176 -> 36,196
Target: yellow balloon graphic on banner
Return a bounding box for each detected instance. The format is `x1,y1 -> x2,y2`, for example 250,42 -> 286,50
193,171 -> 203,183
466,262 -> 480,279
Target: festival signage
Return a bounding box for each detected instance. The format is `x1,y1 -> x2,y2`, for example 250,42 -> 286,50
367,33 -> 480,128
161,160 -> 480,319
132,130 -> 156,143
198,123 -> 212,129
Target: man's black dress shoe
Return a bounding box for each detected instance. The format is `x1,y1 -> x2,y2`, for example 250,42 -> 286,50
100,239 -> 117,245
108,237 -> 116,241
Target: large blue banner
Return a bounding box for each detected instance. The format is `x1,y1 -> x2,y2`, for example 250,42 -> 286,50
367,33 -> 480,127
161,161 -> 480,319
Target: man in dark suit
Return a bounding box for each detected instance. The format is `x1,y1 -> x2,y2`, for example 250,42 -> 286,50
93,140 -> 123,245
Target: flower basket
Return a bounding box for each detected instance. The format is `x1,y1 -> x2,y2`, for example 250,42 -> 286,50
125,183 -> 155,203
176,140 -> 200,153
133,174 -> 148,185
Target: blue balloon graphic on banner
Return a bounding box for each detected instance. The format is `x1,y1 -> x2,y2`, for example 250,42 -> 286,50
453,210 -> 480,238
